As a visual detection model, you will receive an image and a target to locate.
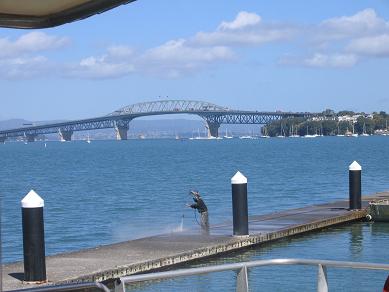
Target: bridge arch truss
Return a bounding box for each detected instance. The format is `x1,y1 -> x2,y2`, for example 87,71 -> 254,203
110,100 -> 230,116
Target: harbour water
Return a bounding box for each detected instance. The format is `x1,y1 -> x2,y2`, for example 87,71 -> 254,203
1,136 -> 389,290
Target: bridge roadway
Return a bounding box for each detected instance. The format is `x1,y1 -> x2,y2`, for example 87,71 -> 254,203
0,100 -> 315,142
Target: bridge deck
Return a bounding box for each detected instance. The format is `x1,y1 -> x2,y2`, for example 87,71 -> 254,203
4,192 -> 387,291
0,99 -> 315,139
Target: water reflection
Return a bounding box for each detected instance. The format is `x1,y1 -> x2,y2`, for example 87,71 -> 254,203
128,222 -> 389,291
349,222 -> 363,259
370,221 -> 389,236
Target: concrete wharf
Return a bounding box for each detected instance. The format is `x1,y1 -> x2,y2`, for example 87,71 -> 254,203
3,191 -> 389,291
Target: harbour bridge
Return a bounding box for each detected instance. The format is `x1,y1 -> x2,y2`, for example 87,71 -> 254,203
0,100 -> 316,142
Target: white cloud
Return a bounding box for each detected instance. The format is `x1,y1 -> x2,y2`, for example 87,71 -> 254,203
317,9 -> 389,41
280,9 -> 389,68
218,11 -> 261,30
141,39 -> 233,62
347,34 -> 389,57
193,28 -> 295,47
0,56 -> 52,79
0,31 -> 69,79
106,45 -> 134,58
138,39 -> 234,78
303,53 -> 358,68
65,50 -> 135,79
192,11 -> 296,46
0,31 -> 69,58
4,9 -> 389,79
66,39 -> 234,79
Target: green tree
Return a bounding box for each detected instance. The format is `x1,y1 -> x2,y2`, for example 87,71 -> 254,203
322,120 -> 337,135
338,110 -> 355,116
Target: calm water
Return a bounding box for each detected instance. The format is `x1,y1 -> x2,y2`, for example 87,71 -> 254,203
1,136 -> 389,291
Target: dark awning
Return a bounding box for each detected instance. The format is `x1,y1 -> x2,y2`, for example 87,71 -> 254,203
0,0 -> 136,29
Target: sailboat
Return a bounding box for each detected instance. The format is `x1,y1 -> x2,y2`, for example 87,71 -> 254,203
303,126 -> 316,138
360,123 -> 369,137
86,133 -> 91,143
276,124 -> 286,138
189,128 -> 202,140
376,120 -> 389,135
319,125 -> 324,137
344,127 -> 353,137
260,127 -> 270,138
223,129 -> 233,139
290,124 -> 300,138
336,124 -> 344,137
351,124 -> 358,137
190,128 -> 219,140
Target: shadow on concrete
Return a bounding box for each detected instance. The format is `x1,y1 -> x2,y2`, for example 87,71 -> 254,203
9,272 -> 24,281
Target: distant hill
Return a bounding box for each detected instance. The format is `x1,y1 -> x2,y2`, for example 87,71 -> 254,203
0,119 -> 32,130
0,119 -> 67,130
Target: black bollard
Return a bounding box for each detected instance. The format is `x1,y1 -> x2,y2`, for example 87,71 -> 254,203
349,161 -> 362,210
231,171 -> 249,236
21,190 -> 47,283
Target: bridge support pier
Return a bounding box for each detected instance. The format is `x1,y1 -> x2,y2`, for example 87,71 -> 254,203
205,121 -> 220,138
115,120 -> 131,140
0,136 -> 6,143
59,130 -> 73,142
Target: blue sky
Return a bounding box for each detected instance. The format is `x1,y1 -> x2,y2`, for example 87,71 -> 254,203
1,0 -> 389,121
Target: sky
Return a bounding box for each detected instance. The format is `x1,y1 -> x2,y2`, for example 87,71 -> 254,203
1,0 -> 389,121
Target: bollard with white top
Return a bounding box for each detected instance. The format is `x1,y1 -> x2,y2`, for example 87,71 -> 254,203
21,190 -> 47,283
349,161 -> 362,210
231,171 -> 249,236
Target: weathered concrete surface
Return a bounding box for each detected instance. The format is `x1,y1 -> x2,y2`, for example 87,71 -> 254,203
3,192 -> 388,291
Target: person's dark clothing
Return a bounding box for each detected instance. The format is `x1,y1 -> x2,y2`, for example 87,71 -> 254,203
189,194 -> 209,234
190,196 -> 208,213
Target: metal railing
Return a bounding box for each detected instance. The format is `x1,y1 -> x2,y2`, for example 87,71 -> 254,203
114,258 -> 389,292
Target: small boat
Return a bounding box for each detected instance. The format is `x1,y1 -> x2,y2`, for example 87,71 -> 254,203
347,124 -> 358,137
360,123 -> 369,137
367,199 -> 389,221
336,124 -> 344,136
223,129 -> 233,139
260,127 -> 270,139
277,124 -> 286,138
344,127 -> 353,137
289,124 -> 300,137
303,126 -> 316,138
239,135 -> 253,139
260,127 -> 270,138
240,129 -> 258,139
190,128 -> 220,140
86,134 -> 91,144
